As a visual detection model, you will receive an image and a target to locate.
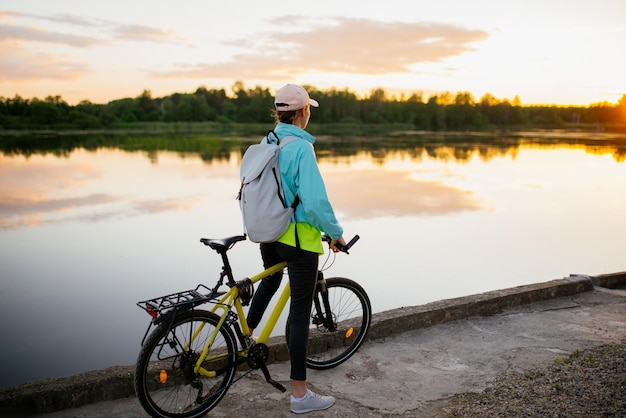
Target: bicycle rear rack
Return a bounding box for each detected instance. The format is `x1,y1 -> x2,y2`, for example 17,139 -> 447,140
136,284 -> 225,345
137,284 -> 225,320
137,284 -> 222,318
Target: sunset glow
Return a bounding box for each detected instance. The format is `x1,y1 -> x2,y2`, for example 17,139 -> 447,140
1,0 -> 625,106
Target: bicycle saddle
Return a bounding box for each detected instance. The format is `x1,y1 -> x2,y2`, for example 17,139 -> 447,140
200,235 -> 247,251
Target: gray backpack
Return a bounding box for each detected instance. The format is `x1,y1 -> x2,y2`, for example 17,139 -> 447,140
237,131 -> 300,243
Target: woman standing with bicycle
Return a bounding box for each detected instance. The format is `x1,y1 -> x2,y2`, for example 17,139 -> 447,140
246,83 -> 347,414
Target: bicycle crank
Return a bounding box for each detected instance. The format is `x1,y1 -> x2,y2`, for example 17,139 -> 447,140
247,343 -> 286,393
247,343 -> 269,369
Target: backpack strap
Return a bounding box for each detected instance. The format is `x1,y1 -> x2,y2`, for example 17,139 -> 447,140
265,129 -> 300,149
290,194 -> 300,209
264,129 -> 279,145
265,130 -> 300,209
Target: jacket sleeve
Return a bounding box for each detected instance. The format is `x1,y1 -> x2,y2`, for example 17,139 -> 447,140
295,143 -> 344,239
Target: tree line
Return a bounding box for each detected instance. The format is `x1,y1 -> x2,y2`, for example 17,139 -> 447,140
1,81 -> 625,132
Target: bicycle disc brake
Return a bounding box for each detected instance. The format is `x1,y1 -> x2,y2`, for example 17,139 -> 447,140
312,312 -> 337,332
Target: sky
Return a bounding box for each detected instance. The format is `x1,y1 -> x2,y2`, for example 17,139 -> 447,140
1,0 -> 625,106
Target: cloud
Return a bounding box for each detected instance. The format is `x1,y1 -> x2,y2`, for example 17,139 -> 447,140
0,9 -> 189,46
0,9 -> 188,82
112,24 -> 189,44
0,21 -> 102,47
151,17 -> 489,79
1,10 -> 97,27
0,41 -> 89,81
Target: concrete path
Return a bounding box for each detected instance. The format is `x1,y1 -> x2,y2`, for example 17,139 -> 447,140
3,274 -> 625,417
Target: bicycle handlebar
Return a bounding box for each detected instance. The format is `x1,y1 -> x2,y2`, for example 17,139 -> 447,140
323,234 -> 360,254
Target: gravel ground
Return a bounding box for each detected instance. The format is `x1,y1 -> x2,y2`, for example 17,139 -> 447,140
442,339 -> 626,417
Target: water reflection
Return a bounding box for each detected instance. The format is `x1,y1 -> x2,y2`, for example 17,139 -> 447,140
2,132 -> 624,230
1,134 -> 625,388
0,150 -> 222,229
323,165 -> 484,218
0,146 -> 489,230
2,131 -> 626,162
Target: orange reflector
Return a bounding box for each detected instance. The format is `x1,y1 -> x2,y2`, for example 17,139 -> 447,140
159,370 -> 167,384
345,328 -> 354,339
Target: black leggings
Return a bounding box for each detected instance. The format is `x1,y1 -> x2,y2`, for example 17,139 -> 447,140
246,242 -> 318,381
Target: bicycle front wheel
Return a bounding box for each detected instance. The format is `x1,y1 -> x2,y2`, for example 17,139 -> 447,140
134,310 -> 237,418
287,277 -> 372,370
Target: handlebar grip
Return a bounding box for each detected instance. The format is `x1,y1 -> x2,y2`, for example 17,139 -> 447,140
322,234 -> 360,253
343,234 -> 360,251
337,234 -> 360,253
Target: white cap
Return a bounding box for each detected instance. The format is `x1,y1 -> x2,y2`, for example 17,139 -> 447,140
274,84 -> 319,111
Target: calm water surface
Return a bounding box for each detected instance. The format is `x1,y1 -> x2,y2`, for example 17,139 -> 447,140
1,136 -> 625,387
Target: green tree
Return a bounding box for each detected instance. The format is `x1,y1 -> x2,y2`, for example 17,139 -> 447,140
136,90 -> 159,121
108,98 -> 138,123
25,99 -> 60,126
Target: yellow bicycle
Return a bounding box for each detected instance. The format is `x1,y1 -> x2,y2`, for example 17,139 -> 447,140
134,234 -> 370,418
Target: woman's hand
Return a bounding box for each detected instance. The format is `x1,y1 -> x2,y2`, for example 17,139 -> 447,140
330,237 -> 347,253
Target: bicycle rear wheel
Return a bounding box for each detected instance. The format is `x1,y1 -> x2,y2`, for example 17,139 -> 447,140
287,277 -> 372,370
135,310 -> 237,418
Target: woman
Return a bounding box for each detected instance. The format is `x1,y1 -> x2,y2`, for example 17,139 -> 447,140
246,83 -> 346,414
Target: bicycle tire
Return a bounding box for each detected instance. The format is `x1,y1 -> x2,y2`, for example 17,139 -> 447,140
286,277 -> 372,370
135,310 -> 237,418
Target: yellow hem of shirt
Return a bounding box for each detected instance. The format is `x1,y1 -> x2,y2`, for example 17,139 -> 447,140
277,223 -> 324,254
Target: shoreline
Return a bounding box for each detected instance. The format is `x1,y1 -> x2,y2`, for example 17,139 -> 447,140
1,125 -> 626,139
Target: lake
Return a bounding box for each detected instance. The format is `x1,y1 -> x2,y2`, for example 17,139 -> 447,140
1,132 -> 625,388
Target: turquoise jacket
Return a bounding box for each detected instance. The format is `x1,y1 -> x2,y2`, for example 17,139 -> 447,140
268,122 -> 343,252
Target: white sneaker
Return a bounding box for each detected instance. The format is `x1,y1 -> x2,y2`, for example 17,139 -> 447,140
290,390 -> 335,414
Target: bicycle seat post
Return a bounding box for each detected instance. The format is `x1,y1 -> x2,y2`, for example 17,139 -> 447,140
218,249 -> 237,287
200,235 -> 247,287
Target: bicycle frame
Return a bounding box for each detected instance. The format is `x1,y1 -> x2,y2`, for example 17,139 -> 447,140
212,261 -> 287,334
193,260 -> 289,376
